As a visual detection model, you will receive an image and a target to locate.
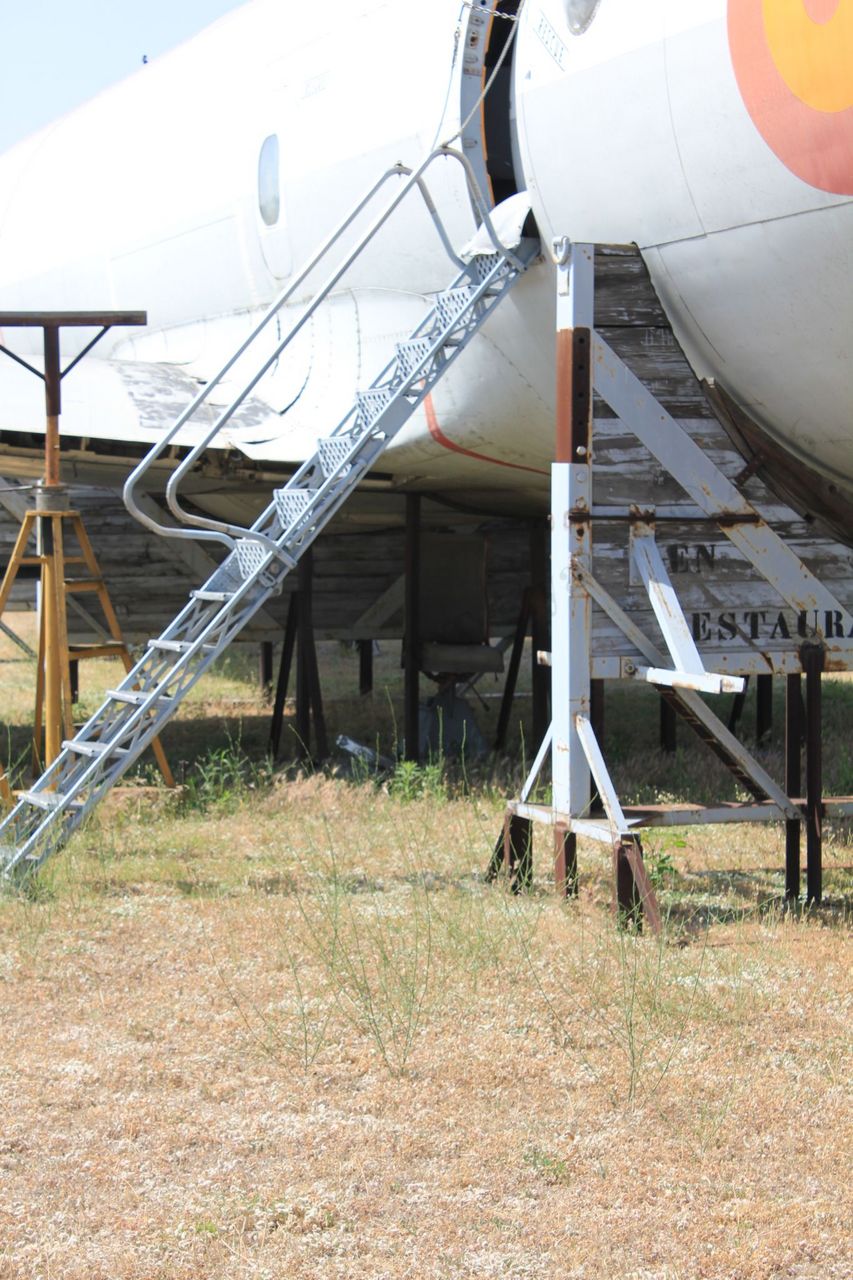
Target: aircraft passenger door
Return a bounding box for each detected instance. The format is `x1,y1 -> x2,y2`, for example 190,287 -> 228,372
256,131 -> 292,280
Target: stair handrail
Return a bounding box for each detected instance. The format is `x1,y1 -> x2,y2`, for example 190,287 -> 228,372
123,145 -> 519,555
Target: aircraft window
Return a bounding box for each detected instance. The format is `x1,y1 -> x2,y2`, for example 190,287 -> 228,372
258,134 -> 280,226
564,0 -> 601,35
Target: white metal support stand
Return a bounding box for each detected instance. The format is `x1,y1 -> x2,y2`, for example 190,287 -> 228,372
497,239 -> 853,923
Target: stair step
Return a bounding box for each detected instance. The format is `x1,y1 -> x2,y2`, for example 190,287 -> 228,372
317,436 -> 356,479
233,537 -> 275,583
191,589 -> 234,604
395,337 -> 434,380
354,386 -> 393,430
435,287 -> 473,330
20,790 -> 82,812
108,688 -> 170,707
467,252 -> 502,286
63,739 -> 127,760
148,638 -> 213,655
274,488 -> 315,529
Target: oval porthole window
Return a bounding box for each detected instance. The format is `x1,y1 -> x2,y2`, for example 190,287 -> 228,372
564,0 -> 601,35
258,134 -> 280,227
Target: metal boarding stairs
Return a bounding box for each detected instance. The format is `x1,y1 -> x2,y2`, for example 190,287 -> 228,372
0,147 -> 540,877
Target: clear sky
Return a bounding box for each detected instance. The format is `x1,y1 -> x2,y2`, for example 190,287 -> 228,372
0,0 -> 248,153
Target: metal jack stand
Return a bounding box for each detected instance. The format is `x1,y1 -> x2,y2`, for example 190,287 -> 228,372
496,244 -> 853,925
0,312 -> 173,786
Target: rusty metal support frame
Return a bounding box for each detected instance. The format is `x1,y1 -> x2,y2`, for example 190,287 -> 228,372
496,240 -> 849,916
0,312 -> 146,494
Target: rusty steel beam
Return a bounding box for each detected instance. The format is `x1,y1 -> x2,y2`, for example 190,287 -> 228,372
554,824 -> 578,898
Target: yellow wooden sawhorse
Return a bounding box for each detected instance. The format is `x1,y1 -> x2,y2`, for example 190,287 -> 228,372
0,500 -> 174,787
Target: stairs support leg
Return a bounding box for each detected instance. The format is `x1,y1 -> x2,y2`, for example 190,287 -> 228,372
269,596 -> 298,760
785,672 -> 803,901
359,640 -> 373,696
404,494 -> 421,763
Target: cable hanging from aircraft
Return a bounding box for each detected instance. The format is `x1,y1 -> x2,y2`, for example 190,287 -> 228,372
441,1 -> 523,147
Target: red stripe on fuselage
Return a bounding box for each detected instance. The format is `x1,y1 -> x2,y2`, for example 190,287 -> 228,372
423,394 -> 548,477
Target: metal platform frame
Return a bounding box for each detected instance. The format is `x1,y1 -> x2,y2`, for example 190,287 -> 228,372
499,242 -> 853,928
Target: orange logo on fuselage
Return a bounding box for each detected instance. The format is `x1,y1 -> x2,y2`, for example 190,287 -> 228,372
728,0 -> 853,194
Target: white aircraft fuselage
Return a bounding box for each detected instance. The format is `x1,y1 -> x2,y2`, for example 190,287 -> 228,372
0,0 -> 850,531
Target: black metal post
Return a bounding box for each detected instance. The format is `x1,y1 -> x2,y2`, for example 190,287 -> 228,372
296,550 -> 313,759
259,641 -> 274,699
404,494 -> 421,762
495,588 -> 530,752
785,672 -> 803,901
268,597 -> 297,759
756,673 -> 773,743
358,639 -> 373,696
69,658 -> 79,706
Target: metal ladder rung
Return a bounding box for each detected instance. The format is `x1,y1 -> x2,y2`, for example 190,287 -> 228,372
148,639 -> 214,655
20,791 -> 82,812
108,688 -> 171,707
191,589 -> 234,604
63,739 -> 127,760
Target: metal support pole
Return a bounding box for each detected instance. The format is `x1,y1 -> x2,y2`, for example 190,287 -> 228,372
40,515 -> 63,768
358,639 -> 374,696
404,494 -> 421,763
268,596 -> 297,759
70,659 -> 79,706
296,549 -> 314,759
785,673 -> 803,901
551,240 -> 594,823
660,696 -> 677,753
756,673 -> 773,744
259,641 -> 274,699
803,646 -> 824,904
495,588 -> 530,752
43,327 -> 62,490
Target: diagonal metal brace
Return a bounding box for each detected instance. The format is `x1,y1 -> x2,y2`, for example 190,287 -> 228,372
593,335 -> 853,642
577,566 -> 800,820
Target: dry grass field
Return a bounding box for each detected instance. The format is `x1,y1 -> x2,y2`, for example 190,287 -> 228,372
0,617 -> 851,1279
